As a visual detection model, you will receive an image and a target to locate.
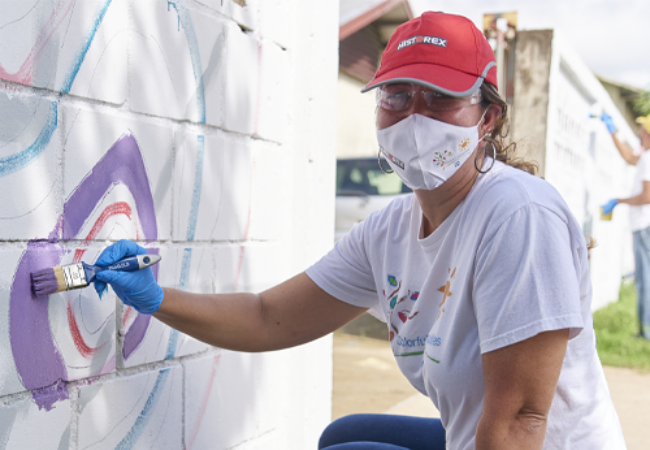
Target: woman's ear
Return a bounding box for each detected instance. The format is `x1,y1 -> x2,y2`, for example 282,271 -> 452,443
481,104 -> 502,137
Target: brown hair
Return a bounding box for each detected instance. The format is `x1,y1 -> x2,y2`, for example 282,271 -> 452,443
479,82 -> 538,175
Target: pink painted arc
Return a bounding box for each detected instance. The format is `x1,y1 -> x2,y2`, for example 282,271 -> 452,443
0,0 -> 76,85
185,355 -> 221,450
233,156 -> 256,291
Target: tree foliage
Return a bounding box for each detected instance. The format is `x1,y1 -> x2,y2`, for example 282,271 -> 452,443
633,90 -> 650,116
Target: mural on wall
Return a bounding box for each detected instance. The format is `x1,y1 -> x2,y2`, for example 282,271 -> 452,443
0,0 -> 244,447
10,134 -> 157,409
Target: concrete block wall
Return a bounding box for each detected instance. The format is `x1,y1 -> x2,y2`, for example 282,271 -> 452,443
512,30 -> 637,310
0,0 -> 338,448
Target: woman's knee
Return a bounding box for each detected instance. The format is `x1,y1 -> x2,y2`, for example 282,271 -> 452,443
319,414 -> 377,449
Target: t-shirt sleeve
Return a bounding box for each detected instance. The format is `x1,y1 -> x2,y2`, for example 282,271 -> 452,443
473,204 -> 585,354
305,219 -> 379,310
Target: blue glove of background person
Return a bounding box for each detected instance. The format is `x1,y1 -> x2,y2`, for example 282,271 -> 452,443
600,112 -> 616,134
601,199 -> 619,215
93,239 -> 164,314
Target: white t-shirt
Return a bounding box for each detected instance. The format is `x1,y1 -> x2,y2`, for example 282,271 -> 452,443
629,149 -> 650,231
307,162 -> 625,450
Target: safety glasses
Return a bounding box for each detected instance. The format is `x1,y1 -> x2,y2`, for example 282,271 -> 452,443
376,83 -> 483,112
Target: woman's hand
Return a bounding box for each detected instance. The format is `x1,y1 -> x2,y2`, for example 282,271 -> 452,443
94,239 -> 164,314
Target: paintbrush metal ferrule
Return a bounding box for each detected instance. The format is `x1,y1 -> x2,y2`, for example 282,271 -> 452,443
61,262 -> 89,290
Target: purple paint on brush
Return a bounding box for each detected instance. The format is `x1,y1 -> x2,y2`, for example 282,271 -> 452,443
9,134 -> 158,409
32,276 -> 59,296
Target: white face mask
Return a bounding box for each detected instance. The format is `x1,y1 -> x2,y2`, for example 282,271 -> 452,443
377,112 -> 486,191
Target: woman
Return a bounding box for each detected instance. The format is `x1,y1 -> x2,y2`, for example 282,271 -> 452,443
94,12 -> 625,450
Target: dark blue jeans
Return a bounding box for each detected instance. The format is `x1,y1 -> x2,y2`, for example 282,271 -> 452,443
318,414 -> 446,450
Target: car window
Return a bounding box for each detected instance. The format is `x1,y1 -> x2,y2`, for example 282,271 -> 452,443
336,159 -> 412,195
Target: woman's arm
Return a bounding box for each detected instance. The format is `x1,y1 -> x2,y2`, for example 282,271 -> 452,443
611,133 -> 640,166
154,272 -> 367,352
475,329 -> 569,450
617,180 -> 650,206
94,240 -> 368,352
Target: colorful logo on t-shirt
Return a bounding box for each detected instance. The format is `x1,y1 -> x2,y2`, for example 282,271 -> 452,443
385,274 -> 420,343
385,268 -> 458,363
436,267 -> 456,320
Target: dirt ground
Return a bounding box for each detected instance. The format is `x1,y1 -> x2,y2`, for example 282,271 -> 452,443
332,331 -> 650,449
332,332 -> 420,420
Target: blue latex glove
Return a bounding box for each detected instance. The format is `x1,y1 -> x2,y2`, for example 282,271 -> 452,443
601,199 -> 619,215
600,112 -> 616,134
93,239 -> 164,314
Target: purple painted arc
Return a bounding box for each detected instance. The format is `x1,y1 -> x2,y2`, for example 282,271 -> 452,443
8,242 -> 67,398
62,134 -> 157,241
62,134 -> 159,359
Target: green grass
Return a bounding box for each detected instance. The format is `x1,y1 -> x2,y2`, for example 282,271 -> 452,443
593,280 -> 650,371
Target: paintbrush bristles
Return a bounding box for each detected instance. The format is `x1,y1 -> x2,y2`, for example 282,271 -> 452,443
31,266 -> 68,296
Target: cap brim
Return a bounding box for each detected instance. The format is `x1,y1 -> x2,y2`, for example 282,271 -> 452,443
361,62 -> 496,97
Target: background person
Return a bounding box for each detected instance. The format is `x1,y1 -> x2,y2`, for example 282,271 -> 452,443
94,12 -> 625,450
601,112 -> 650,339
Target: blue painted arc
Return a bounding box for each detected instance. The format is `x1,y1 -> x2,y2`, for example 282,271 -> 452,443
115,369 -> 171,450
61,0 -> 114,94
167,0 -> 206,123
0,102 -> 57,178
166,1 -> 208,361
0,0 -> 113,175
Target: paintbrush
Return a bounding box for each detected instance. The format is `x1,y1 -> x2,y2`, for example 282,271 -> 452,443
31,254 -> 161,297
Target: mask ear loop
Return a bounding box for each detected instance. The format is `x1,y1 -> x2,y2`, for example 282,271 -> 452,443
378,147 -> 394,174
474,107 -> 496,174
474,140 -> 497,174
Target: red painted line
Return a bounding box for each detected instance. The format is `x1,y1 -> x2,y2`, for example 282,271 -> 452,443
186,354 -> 221,450
122,305 -> 135,328
73,201 -> 132,262
67,201 -> 133,358
67,301 -> 100,358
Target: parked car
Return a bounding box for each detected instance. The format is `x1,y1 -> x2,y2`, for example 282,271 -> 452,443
335,157 -> 412,241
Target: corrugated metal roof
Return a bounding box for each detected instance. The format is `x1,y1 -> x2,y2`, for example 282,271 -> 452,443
340,27 -> 382,82
340,0 -> 391,26
338,0 -> 414,82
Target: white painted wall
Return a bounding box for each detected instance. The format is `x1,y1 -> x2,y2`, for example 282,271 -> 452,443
545,32 -> 636,310
0,0 -> 338,448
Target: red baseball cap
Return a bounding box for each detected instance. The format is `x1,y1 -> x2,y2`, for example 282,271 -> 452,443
362,11 -> 497,97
